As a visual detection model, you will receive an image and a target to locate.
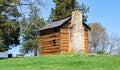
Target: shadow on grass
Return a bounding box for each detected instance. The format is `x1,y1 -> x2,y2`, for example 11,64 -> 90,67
0,57 -> 8,60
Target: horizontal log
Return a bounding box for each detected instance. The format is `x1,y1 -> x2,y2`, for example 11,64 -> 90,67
61,47 -> 69,50
41,49 -> 61,53
40,37 -> 60,42
41,46 -> 60,50
40,41 -> 51,44
60,30 -> 69,33
61,33 -> 69,34
61,46 -> 68,48
40,32 -> 60,38
84,47 -> 88,48
61,36 -> 69,38
41,48 -> 61,52
61,33 -> 69,35
85,42 -> 88,43
40,51 -> 61,55
61,50 -> 69,52
43,47 -> 60,50
40,38 -> 60,42
41,35 -> 60,39
61,37 -> 69,39
61,35 -> 69,37
41,37 -> 60,40
62,40 -> 69,42
41,51 -> 60,55
40,44 -> 60,48
40,42 -> 60,47
60,29 -> 69,30
61,42 -> 69,44
60,31 -> 69,33
41,44 -> 60,47
60,28 -> 69,30
41,41 -> 60,45
61,43 -> 69,45
61,38 -> 69,40
61,34 -> 69,35
61,48 -> 69,50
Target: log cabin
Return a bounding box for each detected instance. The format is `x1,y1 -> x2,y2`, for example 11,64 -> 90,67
39,9 -> 90,55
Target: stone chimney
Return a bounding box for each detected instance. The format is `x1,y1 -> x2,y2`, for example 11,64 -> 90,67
70,9 -> 85,52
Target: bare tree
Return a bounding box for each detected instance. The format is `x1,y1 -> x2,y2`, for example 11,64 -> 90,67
89,23 -> 108,52
117,47 -> 120,54
108,33 -> 120,54
99,31 -> 109,51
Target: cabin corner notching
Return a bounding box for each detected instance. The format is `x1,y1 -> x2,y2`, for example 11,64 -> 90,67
39,10 -> 90,55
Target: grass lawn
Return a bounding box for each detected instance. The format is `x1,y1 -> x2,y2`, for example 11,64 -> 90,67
0,53 -> 120,70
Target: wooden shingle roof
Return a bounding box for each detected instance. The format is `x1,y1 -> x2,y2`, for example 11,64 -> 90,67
40,16 -> 71,31
39,16 -> 90,31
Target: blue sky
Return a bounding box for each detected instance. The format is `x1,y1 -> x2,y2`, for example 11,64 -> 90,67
41,0 -> 120,35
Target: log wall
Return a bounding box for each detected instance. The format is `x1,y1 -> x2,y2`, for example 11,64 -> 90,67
60,22 -> 70,53
84,28 -> 89,52
40,31 -> 61,55
60,28 -> 69,52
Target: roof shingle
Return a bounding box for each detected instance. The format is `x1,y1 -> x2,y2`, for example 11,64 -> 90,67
39,16 -> 90,31
39,17 -> 71,31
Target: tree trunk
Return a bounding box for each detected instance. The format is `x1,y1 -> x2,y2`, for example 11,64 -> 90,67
109,46 -> 112,54
101,45 -> 105,51
89,46 -> 92,52
34,48 -> 37,56
94,45 -> 96,52
109,44 -> 114,54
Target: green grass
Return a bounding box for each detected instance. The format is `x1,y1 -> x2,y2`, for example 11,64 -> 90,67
0,54 -> 120,70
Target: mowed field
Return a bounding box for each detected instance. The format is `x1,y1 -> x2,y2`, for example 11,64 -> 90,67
0,54 -> 120,70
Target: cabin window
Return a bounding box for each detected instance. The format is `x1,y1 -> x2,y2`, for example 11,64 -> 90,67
52,40 -> 56,46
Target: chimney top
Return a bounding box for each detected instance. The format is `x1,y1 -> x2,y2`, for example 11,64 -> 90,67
72,8 -> 82,12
